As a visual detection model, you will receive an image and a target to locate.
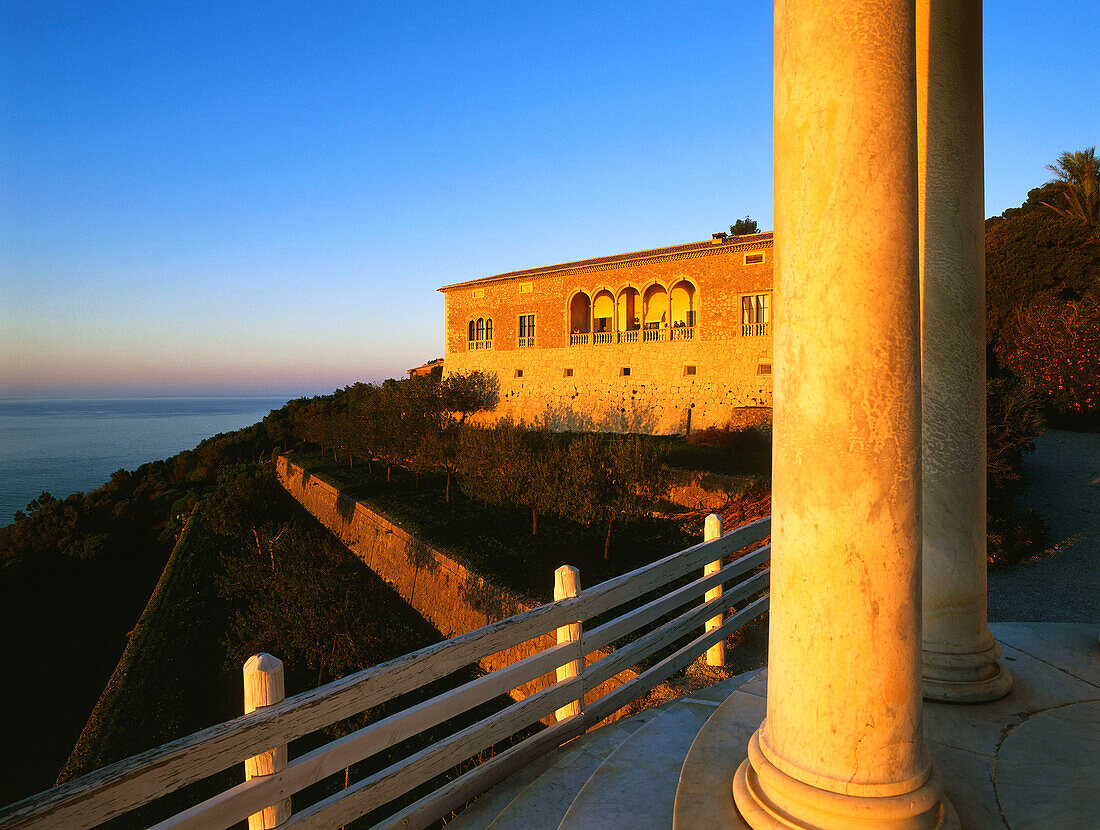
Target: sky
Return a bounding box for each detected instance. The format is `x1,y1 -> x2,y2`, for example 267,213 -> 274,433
2,1 -> 1097,398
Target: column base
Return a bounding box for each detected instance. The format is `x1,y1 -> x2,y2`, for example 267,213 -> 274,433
922,638 -> 1013,703
732,732 -> 959,830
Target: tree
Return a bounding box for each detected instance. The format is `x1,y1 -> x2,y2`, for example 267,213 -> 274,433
730,216 -> 759,236
456,422 -> 559,535
412,426 -> 465,502
560,435 -> 668,561
204,464 -> 285,567
1041,147 -> 1099,234
440,371 -> 499,424
985,196 -> 1100,352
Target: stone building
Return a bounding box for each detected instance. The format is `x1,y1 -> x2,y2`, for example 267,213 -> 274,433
438,232 -> 774,434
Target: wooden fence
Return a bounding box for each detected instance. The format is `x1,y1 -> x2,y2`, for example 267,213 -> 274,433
0,515 -> 771,830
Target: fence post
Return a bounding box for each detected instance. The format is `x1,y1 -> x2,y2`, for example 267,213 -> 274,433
243,653 -> 291,830
554,565 -> 583,722
704,513 -> 726,667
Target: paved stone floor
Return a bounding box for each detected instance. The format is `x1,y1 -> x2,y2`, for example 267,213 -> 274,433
677,621 -> 1099,830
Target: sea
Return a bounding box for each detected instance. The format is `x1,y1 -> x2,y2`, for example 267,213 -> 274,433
0,396 -> 292,527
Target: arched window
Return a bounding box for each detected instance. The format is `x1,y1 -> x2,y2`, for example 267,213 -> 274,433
468,320 -> 476,343
476,318 -> 485,341
593,290 -> 615,332
485,318 -> 493,342
670,280 -> 697,327
569,292 -> 592,333
617,287 -> 640,331
643,284 -> 668,326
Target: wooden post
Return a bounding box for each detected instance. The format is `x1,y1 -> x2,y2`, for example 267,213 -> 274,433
243,653 -> 291,830
704,513 -> 726,666
553,565 -> 582,722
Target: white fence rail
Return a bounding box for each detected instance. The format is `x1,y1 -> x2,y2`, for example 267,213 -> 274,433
0,515 -> 771,830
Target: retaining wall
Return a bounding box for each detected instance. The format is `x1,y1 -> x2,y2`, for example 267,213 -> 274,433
276,457 -> 638,709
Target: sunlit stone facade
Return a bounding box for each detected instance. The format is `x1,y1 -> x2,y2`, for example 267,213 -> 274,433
439,235 -> 774,433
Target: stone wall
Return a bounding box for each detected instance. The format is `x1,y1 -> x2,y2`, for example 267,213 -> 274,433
277,457 -> 638,711
447,340 -> 772,434
442,237 -> 774,434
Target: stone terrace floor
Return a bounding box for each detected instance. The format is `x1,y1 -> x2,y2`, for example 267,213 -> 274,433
450,622 -> 1099,830
679,621 -> 1099,830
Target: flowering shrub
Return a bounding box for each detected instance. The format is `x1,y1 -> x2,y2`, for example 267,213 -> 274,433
1001,293 -> 1100,418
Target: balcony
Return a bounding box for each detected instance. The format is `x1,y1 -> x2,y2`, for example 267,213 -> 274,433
741,322 -> 769,337
564,327 -> 693,345
467,339 -> 493,351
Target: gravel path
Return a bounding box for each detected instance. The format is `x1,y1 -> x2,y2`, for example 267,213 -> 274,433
987,429 -> 1100,624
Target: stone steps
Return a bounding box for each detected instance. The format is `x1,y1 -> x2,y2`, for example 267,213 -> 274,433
448,671 -> 758,830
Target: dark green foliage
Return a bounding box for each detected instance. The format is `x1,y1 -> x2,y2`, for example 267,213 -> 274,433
679,423 -> 773,474
985,376 -> 1049,566
558,434 -> 669,560
52,506 -> 242,829
1040,147 -> 1099,234
983,163 -> 1100,558
999,292 -> 1100,421
987,508 -> 1049,568
456,421 -> 561,535
986,376 -> 1045,505
295,449 -> 694,603
218,489 -> 440,692
985,189 -> 1100,354
440,370 -> 500,422
730,216 -> 760,235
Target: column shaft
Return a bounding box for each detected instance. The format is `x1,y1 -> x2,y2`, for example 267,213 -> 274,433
733,1 -> 956,826
918,0 -> 1012,702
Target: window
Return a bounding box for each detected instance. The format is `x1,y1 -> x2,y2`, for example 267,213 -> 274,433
519,282 -> 533,294
620,367 -> 631,377
758,362 -> 773,375
472,288 -> 485,299
564,368 -> 574,378
468,317 -> 493,351
518,314 -> 536,347
741,293 -> 770,337
515,368 -> 524,378
683,365 -> 697,376
744,251 -> 766,265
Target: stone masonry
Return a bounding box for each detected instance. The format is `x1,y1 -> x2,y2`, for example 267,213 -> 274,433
440,234 -> 774,434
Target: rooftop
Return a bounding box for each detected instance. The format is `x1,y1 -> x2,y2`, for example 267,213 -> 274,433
438,232 -> 773,292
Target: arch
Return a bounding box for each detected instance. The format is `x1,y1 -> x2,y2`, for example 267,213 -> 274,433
476,318 -> 485,342
592,289 -> 615,332
569,291 -> 592,333
617,286 -> 640,331
670,279 -> 697,327
468,320 -> 476,343
485,318 -> 493,342
643,283 -> 669,326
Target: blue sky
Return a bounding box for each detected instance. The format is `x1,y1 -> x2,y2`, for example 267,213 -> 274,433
2,2 -> 1097,397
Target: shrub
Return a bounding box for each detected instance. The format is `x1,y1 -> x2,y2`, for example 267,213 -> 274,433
1000,294 -> 1100,420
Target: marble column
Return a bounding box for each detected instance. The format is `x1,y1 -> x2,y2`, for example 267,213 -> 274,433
918,0 -> 1012,703
732,1 -> 957,827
